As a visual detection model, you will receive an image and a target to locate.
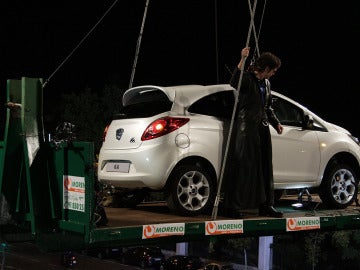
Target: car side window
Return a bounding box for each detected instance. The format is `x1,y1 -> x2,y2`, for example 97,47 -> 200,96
188,91 -> 235,119
272,96 -> 303,127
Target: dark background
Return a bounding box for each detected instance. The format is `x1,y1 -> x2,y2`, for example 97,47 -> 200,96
1,0 -> 359,138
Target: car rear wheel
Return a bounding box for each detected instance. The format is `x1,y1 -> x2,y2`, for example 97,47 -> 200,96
166,165 -> 216,216
319,163 -> 358,209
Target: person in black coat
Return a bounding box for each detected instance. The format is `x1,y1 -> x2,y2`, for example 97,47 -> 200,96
223,47 -> 284,218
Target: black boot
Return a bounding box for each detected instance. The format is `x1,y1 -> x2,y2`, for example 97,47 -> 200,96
259,205 -> 283,218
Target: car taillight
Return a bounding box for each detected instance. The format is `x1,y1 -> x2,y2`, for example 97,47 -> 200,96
141,116 -> 190,141
102,125 -> 109,142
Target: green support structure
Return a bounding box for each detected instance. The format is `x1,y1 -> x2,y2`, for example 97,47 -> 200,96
37,141 -> 96,251
0,79 -> 10,191
1,78 -> 44,236
0,78 -> 97,250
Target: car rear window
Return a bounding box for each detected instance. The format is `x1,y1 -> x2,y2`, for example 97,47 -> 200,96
115,89 -> 172,119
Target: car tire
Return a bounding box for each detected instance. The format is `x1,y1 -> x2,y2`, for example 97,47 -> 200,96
166,164 -> 216,216
319,162 -> 358,209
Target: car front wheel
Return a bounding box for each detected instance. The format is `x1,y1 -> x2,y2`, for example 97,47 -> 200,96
319,163 -> 358,209
166,165 -> 216,216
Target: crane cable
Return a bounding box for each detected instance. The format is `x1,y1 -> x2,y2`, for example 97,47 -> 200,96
214,0 -> 220,83
42,0 -> 119,88
129,0 -> 150,89
249,0 -> 268,62
211,0 -> 267,220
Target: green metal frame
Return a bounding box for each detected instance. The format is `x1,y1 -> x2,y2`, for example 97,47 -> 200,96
0,80 -> 10,189
35,141 -> 96,251
0,78 -> 97,249
1,78 -> 43,235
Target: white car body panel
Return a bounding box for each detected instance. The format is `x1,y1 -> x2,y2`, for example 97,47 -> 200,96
271,126 -> 321,187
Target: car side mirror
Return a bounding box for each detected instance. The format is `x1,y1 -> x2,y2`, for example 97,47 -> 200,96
303,114 -> 314,129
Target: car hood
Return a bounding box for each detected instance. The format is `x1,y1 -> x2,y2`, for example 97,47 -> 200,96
327,122 -> 351,134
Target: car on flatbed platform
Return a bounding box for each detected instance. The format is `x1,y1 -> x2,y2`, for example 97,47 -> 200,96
98,84 -> 360,216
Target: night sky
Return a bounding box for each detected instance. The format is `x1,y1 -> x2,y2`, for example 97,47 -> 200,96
1,1 -> 359,137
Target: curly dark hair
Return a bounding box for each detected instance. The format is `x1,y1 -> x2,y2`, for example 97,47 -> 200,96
251,52 -> 281,72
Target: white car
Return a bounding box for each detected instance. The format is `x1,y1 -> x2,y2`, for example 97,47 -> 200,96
98,84 -> 360,215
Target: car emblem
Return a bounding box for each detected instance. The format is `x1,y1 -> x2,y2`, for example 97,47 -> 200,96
116,128 -> 124,140
130,137 -> 135,143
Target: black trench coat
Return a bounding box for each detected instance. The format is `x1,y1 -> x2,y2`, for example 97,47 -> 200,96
223,69 -> 281,210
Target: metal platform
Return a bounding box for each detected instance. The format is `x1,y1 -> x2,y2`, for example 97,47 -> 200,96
86,194 -> 360,248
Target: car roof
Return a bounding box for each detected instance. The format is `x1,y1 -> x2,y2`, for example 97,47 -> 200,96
162,84 -> 234,106
122,84 -> 330,129
123,84 -> 234,108
123,84 -> 309,112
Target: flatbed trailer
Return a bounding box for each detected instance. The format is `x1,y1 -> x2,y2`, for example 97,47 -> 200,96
1,77 -> 360,255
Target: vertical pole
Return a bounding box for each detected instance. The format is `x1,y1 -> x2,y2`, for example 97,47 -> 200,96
211,0 -> 258,220
176,242 -> 188,256
258,236 -> 273,270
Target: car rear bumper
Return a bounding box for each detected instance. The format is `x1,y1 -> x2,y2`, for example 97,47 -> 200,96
98,145 -> 176,190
